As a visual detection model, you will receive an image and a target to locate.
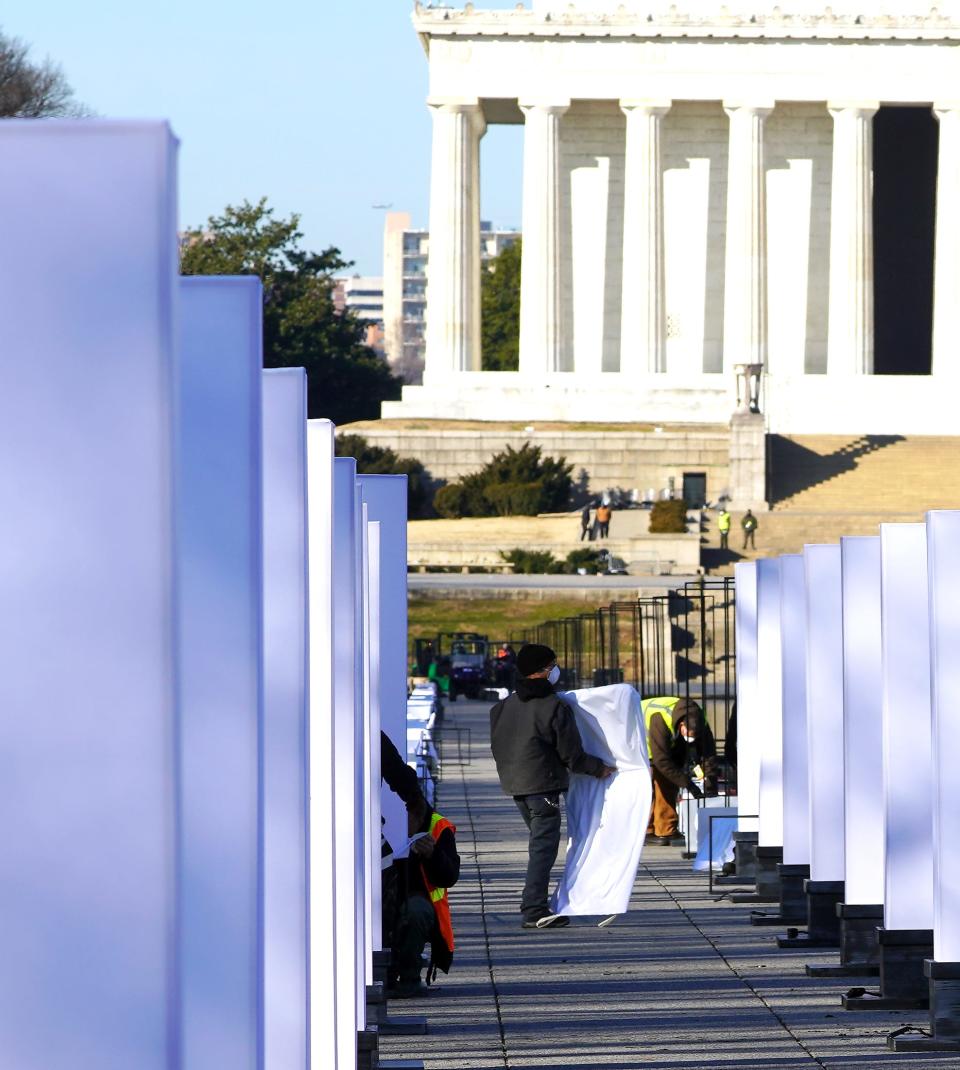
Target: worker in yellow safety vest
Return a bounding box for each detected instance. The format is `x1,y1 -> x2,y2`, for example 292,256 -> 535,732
388,792 -> 460,999
718,508 -> 732,550
642,696 -> 718,846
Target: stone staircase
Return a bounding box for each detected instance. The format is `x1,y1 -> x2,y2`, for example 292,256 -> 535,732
769,434 -> 960,512
703,433 -> 960,571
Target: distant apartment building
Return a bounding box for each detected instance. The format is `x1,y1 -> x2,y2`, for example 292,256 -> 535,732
382,211 -> 519,383
333,274 -> 386,358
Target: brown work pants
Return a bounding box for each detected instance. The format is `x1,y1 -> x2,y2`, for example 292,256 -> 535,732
647,766 -> 680,837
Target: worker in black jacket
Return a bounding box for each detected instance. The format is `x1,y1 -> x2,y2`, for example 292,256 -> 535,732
490,643 -> 615,929
381,729 -> 421,805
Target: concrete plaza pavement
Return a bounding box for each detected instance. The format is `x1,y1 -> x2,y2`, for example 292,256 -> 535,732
381,699 -> 949,1070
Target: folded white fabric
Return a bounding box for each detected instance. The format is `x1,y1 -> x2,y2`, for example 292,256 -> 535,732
550,683 -> 652,917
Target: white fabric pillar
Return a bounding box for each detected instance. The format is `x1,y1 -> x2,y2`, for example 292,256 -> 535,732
880,523 -> 934,933
779,555 -> 810,867
620,100 -> 671,375
362,518 -> 382,970
756,559 -> 784,848
926,510 -> 960,962
722,102 -> 774,376
332,458 -> 363,1067
358,476 -> 409,874
177,277 -> 264,1069
306,420 -> 339,1069
826,102 -> 879,376
519,99 -> 570,375
0,120 -> 179,1069
932,105 -> 960,378
734,562 -> 760,831
839,536 -> 884,906
424,98 -> 485,376
262,368 -> 309,1068
804,544 -> 845,883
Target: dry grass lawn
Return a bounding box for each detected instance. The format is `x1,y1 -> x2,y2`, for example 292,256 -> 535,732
407,596 -> 594,653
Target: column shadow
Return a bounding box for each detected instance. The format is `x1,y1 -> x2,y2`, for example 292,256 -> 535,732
768,433 -> 906,505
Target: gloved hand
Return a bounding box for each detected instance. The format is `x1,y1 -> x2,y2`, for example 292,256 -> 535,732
686,779 -> 704,800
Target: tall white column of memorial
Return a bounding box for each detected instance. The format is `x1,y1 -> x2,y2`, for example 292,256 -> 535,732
826,102 -> 879,376
519,100 -> 570,375
423,98 -> 485,377
932,105 -> 960,378
619,100 -> 671,375
722,102 -> 774,377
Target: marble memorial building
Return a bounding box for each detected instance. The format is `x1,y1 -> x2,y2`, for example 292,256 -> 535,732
384,0 -> 960,435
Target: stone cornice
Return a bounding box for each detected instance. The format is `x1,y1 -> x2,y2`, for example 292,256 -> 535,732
412,4 -> 960,42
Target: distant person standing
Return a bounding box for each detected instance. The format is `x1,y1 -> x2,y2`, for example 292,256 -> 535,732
595,502 -> 612,539
718,508 -> 732,550
741,509 -> 758,550
579,503 -> 592,541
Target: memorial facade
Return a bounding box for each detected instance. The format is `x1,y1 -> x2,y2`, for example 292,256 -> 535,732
385,1 -> 960,433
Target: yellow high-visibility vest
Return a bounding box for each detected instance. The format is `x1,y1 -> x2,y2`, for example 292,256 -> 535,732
718,512 -> 731,532
642,696 -> 682,758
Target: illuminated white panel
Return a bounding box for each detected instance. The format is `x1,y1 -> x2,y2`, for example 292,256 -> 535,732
880,523 -> 933,932
756,559 -> 783,847
176,276 -> 263,1067
803,544 -> 845,882
840,536 -> 884,905
779,554 -> 810,866
307,421 -> 338,1067
358,476 -> 410,882
0,121 -> 178,1068
734,562 -> 759,831
926,510 -> 960,961
262,368 -> 308,1066
333,458 -> 361,1065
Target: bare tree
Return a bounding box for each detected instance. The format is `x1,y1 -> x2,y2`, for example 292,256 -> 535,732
0,31 -> 87,118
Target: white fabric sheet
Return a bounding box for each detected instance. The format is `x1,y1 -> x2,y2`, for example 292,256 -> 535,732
550,685 -> 652,917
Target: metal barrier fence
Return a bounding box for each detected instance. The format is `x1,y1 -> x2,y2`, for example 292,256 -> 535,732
509,575 -> 737,790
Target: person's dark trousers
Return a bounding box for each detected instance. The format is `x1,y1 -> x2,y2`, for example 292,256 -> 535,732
720,531 -> 728,549
580,525 -> 589,541
392,894 -> 435,983
514,791 -> 562,920
743,530 -> 755,549
598,521 -> 609,538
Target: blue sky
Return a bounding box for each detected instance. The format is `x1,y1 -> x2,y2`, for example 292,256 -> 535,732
4,1 -> 524,275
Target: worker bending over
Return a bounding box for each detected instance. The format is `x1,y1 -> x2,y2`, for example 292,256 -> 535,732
643,696 -> 718,845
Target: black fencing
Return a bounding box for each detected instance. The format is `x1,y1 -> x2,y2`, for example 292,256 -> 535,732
508,576 -> 737,780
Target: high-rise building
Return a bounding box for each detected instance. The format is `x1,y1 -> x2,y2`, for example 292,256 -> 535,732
382,210 -> 518,383
333,275 -> 386,358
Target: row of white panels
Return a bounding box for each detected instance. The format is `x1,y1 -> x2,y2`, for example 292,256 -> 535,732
735,516 -> 960,961
0,120 -> 408,1069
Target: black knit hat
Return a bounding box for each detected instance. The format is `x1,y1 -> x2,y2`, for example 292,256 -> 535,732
516,643 -> 556,677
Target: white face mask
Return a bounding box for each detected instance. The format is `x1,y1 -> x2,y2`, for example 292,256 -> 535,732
547,665 -> 561,685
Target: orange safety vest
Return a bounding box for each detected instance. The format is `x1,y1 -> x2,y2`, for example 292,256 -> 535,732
420,811 -> 455,956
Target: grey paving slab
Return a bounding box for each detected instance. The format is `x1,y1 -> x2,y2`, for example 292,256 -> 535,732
381,701 -> 947,1069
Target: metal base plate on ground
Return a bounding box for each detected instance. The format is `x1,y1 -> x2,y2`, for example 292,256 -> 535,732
378,1016 -> 428,1036
888,1035 -> 960,1052
713,874 -> 754,886
805,963 -> 879,978
379,1061 -> 427,1069
750,910 -> 802,927
730,892 -> 778,904
776,934 -> 839,950
842,991 -> 927,1012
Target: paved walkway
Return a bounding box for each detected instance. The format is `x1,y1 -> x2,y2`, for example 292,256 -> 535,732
382,700 -> 950,1070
